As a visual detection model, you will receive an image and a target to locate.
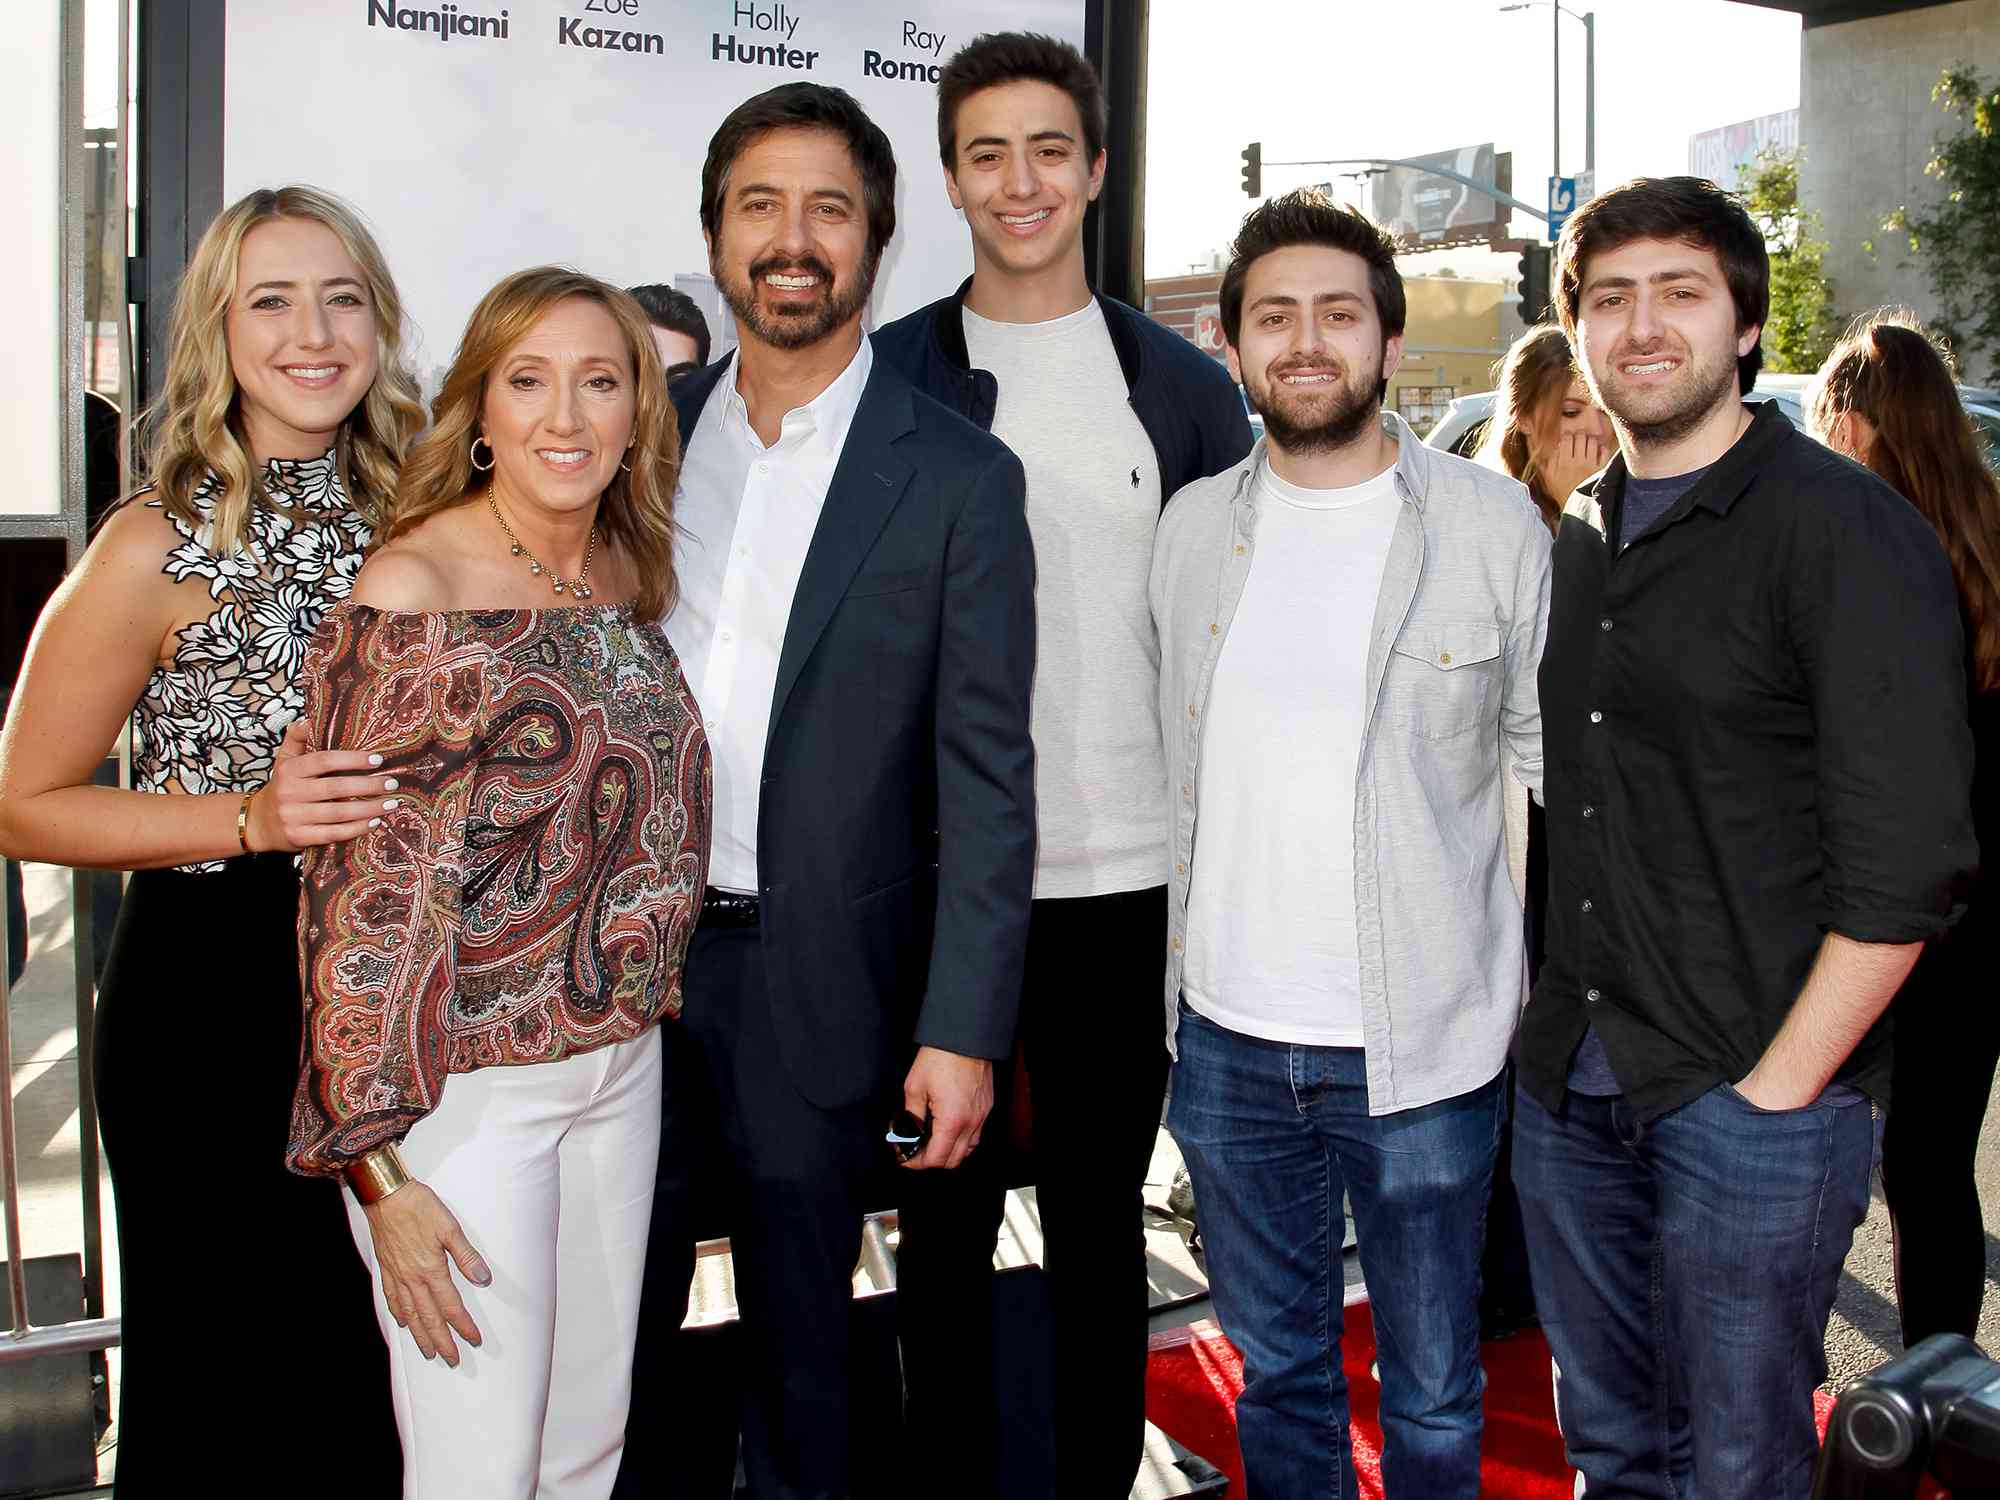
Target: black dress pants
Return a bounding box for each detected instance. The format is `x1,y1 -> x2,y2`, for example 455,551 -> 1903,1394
896,885 -> 1170,1500
620,921 -> 885,1500
1882,912 -> 2000,1347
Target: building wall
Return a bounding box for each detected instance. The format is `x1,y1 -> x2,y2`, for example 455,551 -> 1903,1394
1800,0 -> 2000,353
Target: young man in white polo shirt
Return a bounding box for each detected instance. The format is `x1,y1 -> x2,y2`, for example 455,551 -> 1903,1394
872,31 -> 1251,1499
1150,192 -> 1550,1498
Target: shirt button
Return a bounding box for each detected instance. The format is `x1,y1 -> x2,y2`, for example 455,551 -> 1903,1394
719,630 -> 732,643
1176,862 -> 1187,874
1172,937 -> 1182,951
756,461 -> 770,474
1586,988 -> 1601,1003
1582,805 -> 1595,818
1188,705 -> 1198,719
1581,898 -> 1594,913
1235,543 -> 1246,555
1600,617 -> 1614,632
1183,785 -> 1193,799
1440,651 -> 1453,665
1209,623 -> 1219,635
1590,710 -> 1603,724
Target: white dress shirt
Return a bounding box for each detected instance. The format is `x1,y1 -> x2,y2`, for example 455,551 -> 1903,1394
666,337 -> 873,893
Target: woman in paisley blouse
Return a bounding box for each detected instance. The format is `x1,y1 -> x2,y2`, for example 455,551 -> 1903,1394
0,186 -> 422,1490
289,266 -> 709,1500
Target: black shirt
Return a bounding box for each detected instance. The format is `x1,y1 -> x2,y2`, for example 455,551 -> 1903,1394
1515,401 -> 1978,1122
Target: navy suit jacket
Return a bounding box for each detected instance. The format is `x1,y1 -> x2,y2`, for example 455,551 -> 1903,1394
671,353 -> 1037,1110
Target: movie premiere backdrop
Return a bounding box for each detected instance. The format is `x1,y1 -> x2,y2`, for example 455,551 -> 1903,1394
222,0 -> 1087,385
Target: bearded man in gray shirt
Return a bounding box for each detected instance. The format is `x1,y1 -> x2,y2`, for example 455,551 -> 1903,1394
871,31 -> 1252,1499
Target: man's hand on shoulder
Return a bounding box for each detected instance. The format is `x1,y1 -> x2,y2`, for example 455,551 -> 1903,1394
899,1046 -> 995,1171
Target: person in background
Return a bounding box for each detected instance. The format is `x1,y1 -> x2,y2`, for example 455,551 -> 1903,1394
290,267 -> 708,1500
627,283 -> 713,383
870,32 -> 1250,1496
1512,178 -> 1977,1500
1153,191 -> 1549,1499
0,184 -> 422,1493
1471,320 -> 1614,1339
1808,309 -> 2000,1350
1477,322 -> 1612,536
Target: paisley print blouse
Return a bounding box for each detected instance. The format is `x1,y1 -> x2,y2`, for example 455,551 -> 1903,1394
288,603 -> 710,1174
133,451 -> 371,872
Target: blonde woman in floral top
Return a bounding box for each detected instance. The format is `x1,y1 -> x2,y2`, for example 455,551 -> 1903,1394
0,186 -> 422,1493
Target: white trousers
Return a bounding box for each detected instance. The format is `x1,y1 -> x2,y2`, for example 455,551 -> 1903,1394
345,1029 -> 663,1500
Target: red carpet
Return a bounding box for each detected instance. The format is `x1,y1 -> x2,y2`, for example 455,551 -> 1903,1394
1145,1299 -> 1935,1498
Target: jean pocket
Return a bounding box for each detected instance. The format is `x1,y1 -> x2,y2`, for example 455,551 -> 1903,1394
1719,1080 -> 1823,1117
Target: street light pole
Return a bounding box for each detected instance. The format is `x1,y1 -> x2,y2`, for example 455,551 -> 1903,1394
1552,0 -> 1561,180
1584,9 -> 1595,176
1502,4 -> 1595,184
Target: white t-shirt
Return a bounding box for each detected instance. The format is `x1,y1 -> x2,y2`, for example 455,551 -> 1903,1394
1182,459 -> 1401,1046
963,300 -> 1167,899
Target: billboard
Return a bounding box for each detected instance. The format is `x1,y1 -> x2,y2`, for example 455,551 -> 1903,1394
1687,109 -> 1800,195
223,0 -> 1086,386
1368,144 -> 1509,251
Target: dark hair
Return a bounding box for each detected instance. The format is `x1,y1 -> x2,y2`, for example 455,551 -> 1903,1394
1555,175 -> 1769,394
1809,309 -> 2000,693
1219,191 -> 1405,397
626,283 -> 712,369
936,32 -> 1107,171
699,83 -> 898,265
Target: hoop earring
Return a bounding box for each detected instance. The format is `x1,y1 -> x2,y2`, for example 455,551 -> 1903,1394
619,448 -> 637,474
470,436 -> 495,472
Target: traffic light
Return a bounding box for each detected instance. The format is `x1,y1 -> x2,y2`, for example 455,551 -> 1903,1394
1241,142 -> 1261,199
1518,244 -> 1552,325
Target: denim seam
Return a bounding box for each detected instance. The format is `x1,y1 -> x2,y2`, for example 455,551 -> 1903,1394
1799,1104 -> 1839,1400
1317,1125 -> 1344,1500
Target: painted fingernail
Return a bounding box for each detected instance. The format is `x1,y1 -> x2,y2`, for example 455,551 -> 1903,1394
383,799 -> 400,811
368,753 -> 385,767
382,777 -> 399,791
369,818 -> 383,829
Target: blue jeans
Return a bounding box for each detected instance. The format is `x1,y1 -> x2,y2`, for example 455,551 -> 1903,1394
1167,1002 -> 1502,1500
1512,1082 -> 1880,1500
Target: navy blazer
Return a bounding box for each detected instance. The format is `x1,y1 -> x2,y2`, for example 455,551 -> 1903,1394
671,354 -> 1037,1110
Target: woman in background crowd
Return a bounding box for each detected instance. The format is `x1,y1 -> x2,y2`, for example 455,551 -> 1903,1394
1477,321 -> 1613,536
0,185 -> 419,1491
289,267 -> 708,1500
1473,321 -> 1614,1339
1810,309 -> 2000,1349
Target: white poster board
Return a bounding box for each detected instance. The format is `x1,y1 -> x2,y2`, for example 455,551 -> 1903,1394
224,0 -> 1085,385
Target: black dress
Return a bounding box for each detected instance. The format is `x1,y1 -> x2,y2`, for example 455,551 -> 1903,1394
91,455 -> 399,1494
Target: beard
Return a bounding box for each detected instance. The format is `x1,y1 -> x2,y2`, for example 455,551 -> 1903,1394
1597,340 -> 1741,449
1247,356 -> 1382,456
718,249 -> 877,351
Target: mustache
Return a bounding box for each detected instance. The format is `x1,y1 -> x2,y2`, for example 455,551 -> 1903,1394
1265,357 -> 1348,384
748,253 -> 835,287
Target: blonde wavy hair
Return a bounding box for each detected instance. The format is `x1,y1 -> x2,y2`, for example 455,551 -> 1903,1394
384,268 -> 682,621
135,185 -> 425,555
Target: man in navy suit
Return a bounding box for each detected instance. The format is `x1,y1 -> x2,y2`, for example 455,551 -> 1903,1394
623,83 -> 1035,1500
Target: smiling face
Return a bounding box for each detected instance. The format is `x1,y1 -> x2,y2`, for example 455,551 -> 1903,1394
944,78 -> 1104,286
707,125 -> 875,352
225,217 -> 380,461
1226,243 -> 1404,457
480,295 -> 636,522
1573,236 -> 1759,446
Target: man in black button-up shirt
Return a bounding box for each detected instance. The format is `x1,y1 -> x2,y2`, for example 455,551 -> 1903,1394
1510,178 -> 1976,1500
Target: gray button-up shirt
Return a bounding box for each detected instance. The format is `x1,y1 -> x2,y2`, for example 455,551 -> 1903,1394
1149,412 -> 1552,1115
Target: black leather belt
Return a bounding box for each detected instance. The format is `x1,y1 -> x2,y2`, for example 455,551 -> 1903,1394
700,887 -> 761,928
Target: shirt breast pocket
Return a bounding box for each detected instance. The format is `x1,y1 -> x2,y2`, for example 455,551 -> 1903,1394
1387,623 -> 1502,741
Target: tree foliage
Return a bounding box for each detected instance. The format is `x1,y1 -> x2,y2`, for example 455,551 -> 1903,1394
1885,67 -> 2000,383
1739,147 -> 1841,374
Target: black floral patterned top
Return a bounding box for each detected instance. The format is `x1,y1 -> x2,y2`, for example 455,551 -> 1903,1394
132,450 -> 372,872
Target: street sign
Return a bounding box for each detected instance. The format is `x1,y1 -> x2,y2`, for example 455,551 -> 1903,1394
1548,175 -> 1578,243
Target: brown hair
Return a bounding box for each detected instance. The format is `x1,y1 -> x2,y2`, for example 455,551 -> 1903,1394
1554,175 -> 1768,395
936,32 -> 1107,170
135,185 -> 424,554
1808,309 -> 2000,693
1476,324 -> 1582,533
1219,191 -> 1405,398
699,83 -> 897,266
383,268 -> 682,622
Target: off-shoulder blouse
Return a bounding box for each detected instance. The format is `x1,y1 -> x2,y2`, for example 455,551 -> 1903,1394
288,603 -> 710,1174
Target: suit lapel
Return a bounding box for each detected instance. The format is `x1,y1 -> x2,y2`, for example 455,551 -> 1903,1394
769,370 -> 917,730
